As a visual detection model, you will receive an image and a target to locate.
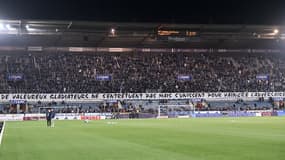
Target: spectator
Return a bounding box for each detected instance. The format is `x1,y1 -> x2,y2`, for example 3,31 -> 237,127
0,52 -> 284,93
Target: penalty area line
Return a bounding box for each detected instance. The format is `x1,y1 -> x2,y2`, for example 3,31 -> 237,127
0,121 -> 6,145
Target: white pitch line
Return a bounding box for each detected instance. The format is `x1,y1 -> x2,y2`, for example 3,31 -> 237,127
0,121 -> 6,145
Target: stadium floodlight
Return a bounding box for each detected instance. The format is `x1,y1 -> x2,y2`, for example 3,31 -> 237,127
6,24 -> 16,31
111,28 -> 115,34
110,28 -> 116,36
0,23 -> 4,30
25,24 -> 35,31
274,29 -> 279,34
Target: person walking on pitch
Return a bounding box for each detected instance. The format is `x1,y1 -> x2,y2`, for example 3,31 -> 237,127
46,109 -> 52,127
51,109 -> 56,127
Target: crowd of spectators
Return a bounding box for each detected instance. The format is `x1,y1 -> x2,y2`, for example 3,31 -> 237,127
0,52 -> 285,93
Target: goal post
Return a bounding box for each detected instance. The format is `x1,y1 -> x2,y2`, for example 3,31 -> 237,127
157,104 -> 195,118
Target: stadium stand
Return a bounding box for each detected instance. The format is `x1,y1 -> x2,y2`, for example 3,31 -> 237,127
0,21 -> 284,116
0,52 -> 285,93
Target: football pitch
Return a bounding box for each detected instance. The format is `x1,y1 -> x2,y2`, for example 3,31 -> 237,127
0,117 -> 285,160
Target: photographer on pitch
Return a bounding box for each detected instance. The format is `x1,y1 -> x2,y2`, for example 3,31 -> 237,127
46,109 -> 52,127
51,109 -> 56,127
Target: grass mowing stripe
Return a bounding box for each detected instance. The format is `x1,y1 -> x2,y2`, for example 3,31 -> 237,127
0,117 -> 285,160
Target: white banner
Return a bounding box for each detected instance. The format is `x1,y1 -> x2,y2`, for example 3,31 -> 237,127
0,114 -> 24,121
0,92 -> 284,102
55,116 -> 81,120
177,115 -> 190,118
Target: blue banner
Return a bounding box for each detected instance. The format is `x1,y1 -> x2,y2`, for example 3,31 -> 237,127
277,111 -> 285,116
177,75 -> 192,81
9,100 -> 26,104
7,74 -> 23,81
256,75 -> 269,80
95,75 -> 112,81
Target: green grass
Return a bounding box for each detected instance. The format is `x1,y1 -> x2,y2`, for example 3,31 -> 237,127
1,117 -> 285,160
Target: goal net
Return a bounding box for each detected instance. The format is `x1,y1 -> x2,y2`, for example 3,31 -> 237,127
157,104 -> 195,118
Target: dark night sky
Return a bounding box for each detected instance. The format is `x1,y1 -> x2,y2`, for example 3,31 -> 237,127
0,0 -> 285,24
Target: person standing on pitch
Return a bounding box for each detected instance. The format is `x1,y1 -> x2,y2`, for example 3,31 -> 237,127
51,109 -> 56,128
46,109 -> 52,127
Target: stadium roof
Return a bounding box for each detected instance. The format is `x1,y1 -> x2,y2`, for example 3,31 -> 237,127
0,19 -> 285,52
